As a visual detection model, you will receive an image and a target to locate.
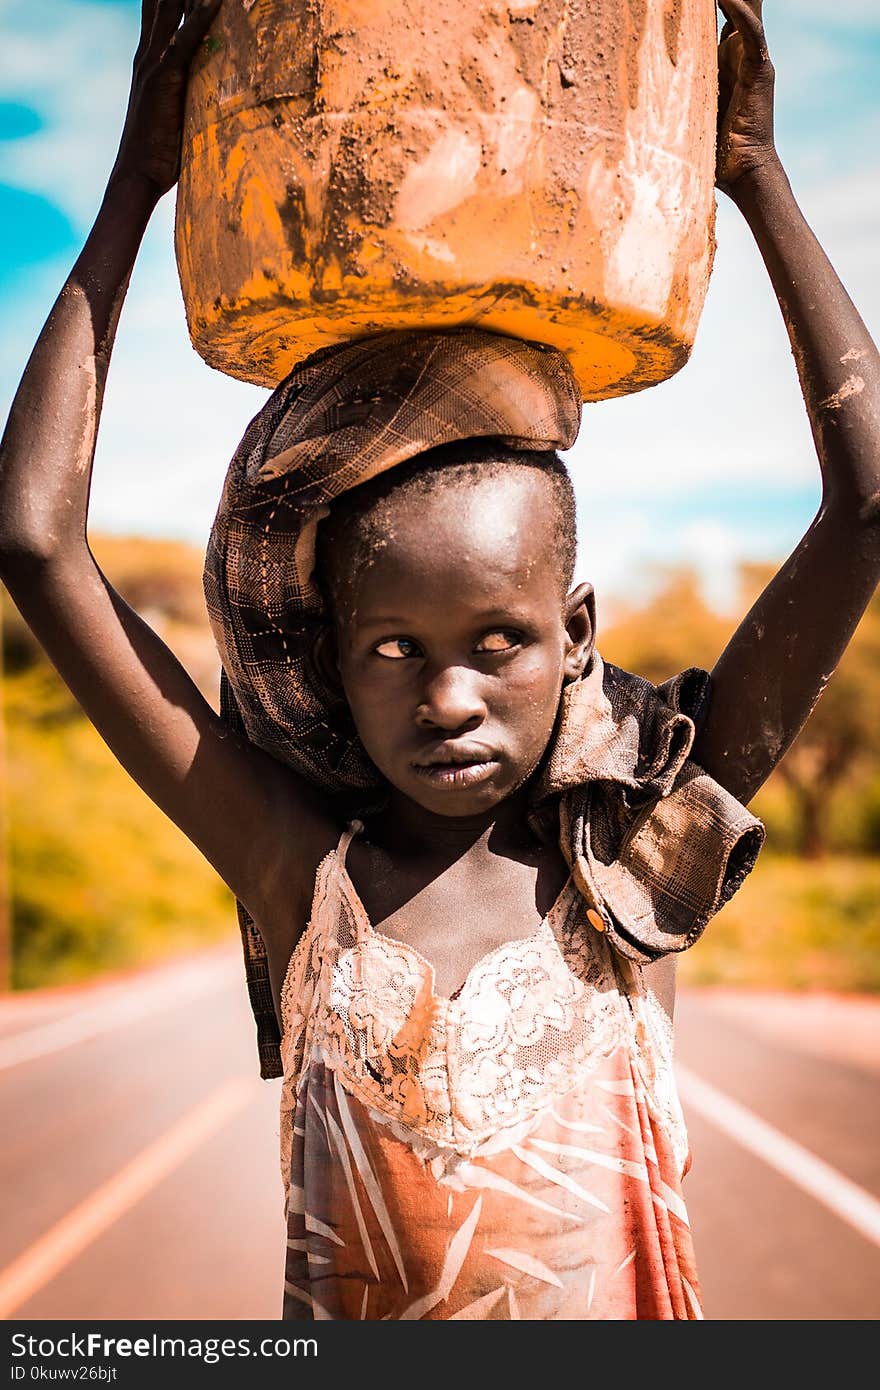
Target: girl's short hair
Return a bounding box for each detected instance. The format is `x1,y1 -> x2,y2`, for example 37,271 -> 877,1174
316,437 -> 578,608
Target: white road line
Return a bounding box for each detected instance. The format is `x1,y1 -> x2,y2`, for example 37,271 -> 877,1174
676,1063 -> 880,1250
0,955 -> 239,1072
0,1076 -> 259,1318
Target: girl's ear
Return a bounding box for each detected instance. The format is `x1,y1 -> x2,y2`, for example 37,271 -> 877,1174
563,581 -> 595,681
312,624 -> 344,697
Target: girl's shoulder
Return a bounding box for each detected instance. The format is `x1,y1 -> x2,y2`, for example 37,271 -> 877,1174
247,776 -> 343,983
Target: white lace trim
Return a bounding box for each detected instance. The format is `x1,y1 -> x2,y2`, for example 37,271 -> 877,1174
279,845 -> 690,1195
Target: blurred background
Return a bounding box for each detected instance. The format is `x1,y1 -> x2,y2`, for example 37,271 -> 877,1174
0,0 -> 878,1323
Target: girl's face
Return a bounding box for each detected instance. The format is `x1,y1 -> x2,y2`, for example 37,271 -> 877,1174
328,471 -> 593,819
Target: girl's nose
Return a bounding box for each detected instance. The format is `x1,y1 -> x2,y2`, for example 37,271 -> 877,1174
415,665 -> 488,732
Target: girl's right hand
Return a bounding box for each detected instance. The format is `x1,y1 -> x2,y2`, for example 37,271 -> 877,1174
715,0 -> 778,201
109,0 -> 222,199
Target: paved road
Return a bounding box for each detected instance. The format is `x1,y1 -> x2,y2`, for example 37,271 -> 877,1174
1,947 -> 878,1321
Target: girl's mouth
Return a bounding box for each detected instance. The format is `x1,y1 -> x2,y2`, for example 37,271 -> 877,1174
412,759 -> 500,789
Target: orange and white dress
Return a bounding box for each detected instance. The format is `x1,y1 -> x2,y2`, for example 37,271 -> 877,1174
279,823 -> 703,1320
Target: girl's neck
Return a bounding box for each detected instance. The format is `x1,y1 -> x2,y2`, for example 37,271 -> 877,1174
371,787 -> 537,866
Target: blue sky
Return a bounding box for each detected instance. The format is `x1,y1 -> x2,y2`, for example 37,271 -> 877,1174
0,0 -> 878,613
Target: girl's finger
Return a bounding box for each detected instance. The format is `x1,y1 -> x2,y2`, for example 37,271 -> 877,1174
167,0 -> 223,65
717,0 -> 768,63
720,0 -> 764,22
134,0 -> 163,61
148,0 -> 187,59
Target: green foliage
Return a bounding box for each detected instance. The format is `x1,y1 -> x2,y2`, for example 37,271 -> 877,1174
603,566 -> 880,858
88,533 -> 209,627
857,777 -> 880,853
600,567 -> 731,682
2,536 -> 231,989
1,540 -> 878,991
678,853 -> 880,993
5,657 -> 232,990
1,534 -> 210,675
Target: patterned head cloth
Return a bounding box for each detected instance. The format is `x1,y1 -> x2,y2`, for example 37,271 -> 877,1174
204,329 -> 764,1079
204,328 -> 581,791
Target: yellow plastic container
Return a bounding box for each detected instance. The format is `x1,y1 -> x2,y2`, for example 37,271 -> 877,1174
175,0 -> 717,401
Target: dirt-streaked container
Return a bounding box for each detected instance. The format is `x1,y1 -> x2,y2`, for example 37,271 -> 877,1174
175,0 -> 717,401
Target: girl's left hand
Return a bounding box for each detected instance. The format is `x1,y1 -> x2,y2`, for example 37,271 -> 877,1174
109,0 -> 222,199
715,0 -> 779,199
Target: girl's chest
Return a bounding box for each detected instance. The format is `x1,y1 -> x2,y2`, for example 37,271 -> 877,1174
343,840 -> 570,1000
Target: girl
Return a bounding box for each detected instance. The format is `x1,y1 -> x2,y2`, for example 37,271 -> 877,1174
1,0 -> 877,1320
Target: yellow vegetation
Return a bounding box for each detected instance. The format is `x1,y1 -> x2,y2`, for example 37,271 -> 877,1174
2,542 -> 878,992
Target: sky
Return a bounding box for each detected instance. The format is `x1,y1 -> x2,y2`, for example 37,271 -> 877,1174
0,0 -> 878,615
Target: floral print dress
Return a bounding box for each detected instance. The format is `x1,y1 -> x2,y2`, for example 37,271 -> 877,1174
278,823 -> 703,1320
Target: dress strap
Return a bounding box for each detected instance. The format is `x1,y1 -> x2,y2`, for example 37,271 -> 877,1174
336,818 -> 364,865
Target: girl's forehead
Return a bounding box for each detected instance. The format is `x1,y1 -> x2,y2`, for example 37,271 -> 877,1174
369,478 -> 553,575
327,467 -> 571,618
376,469 -> 557,557
350,498 -> 563,612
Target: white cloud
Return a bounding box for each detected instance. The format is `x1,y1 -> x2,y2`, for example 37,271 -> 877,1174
86,198 -> 268,542
575,499 -> 818,620
0,1 -> 137,229
566,171 -> 879,511
775,0 -> 880,27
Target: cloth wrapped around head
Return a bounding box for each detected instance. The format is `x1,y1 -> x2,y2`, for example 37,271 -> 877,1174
204,329 -> 581,791
204,329 -> 764,1079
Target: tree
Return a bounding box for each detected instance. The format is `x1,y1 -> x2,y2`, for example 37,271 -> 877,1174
603,564 -> 880,857
600,566 -> 732,686
737,564 -> 880,858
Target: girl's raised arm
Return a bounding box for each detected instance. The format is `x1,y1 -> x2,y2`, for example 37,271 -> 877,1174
688,0 -> 880,803
0,1 -> 335,930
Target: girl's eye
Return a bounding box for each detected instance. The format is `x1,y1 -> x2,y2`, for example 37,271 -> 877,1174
374,637 -> 421,660
475,630 -> 521,653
